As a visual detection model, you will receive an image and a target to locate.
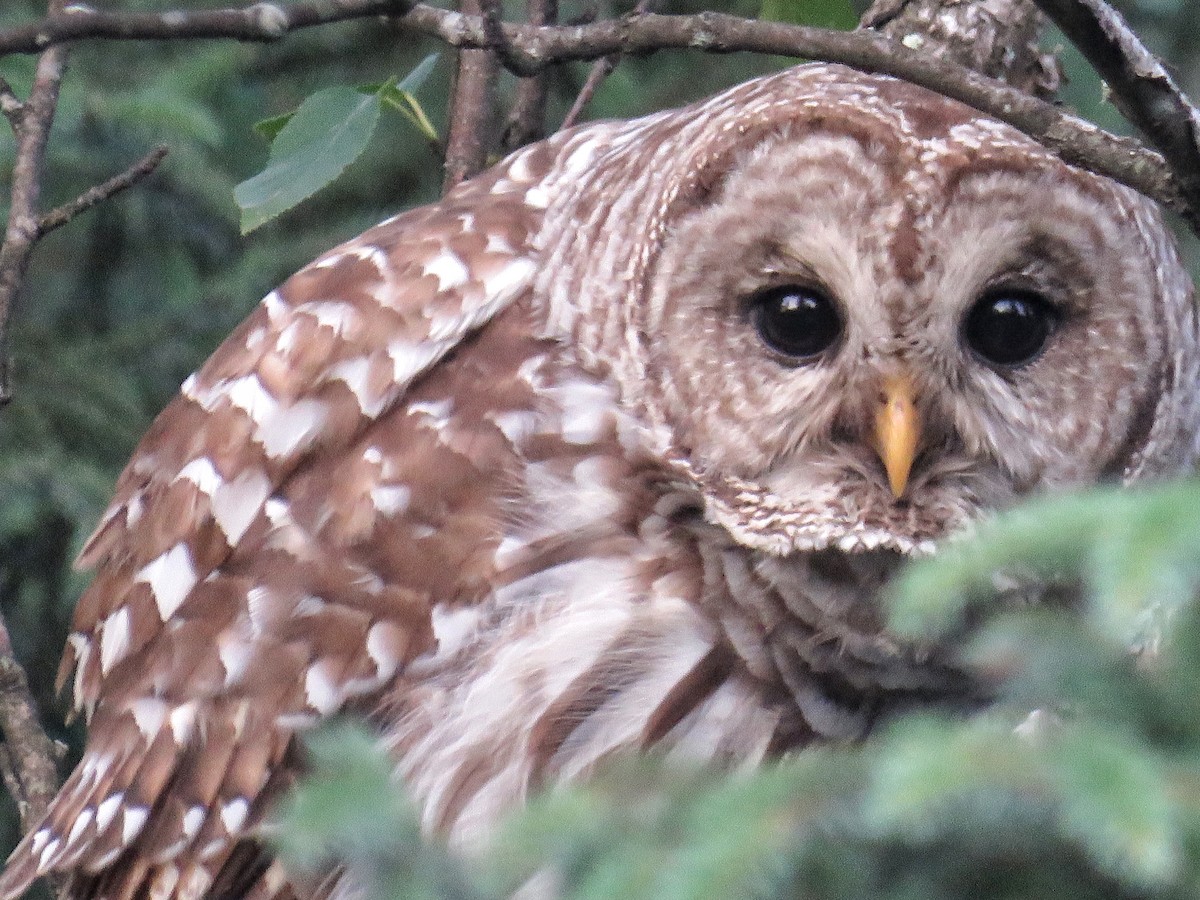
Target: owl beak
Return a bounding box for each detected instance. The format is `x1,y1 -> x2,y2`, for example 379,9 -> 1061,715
872,373 -> 921,498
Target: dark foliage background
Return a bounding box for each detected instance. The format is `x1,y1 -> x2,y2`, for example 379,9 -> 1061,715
3,0 -> 1200,895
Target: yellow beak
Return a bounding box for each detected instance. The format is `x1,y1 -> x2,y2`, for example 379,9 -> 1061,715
872,373 -> 921,498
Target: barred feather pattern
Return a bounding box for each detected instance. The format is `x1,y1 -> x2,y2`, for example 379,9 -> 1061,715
3,63 -> 1199,900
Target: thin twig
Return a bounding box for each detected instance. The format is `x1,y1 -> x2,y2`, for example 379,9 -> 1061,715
0,0 -> 416,53
502,0 -> 557,151
37,144 -> 169,238
561,56 -> 615,130
442,0 -> 498,192
561,0 -> 654,130
1031,0 -> 1200,220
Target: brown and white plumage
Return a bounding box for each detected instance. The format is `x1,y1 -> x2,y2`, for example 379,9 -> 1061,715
2,63 -> 1198,900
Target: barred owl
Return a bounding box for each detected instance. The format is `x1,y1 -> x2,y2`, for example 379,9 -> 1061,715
2,62 -> 1198,900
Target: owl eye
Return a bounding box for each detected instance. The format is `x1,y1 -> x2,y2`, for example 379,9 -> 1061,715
749,285 -> 842,360
963,291 -> 1059,367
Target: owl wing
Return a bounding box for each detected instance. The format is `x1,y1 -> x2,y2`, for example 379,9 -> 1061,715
0,159 -> 547,900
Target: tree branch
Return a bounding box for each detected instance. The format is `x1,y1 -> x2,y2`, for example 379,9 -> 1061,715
36,144 -> 169,238
442,0 -> 498,192
1030,0 -> 1200,225
502,0 -> 557,152
0,0 -> 416,53
0,614 -> 61,835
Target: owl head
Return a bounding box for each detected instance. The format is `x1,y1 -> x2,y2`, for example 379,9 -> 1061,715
535,64 -> 1200,559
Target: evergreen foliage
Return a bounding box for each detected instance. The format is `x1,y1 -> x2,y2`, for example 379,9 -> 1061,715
278,479 -> 1200,899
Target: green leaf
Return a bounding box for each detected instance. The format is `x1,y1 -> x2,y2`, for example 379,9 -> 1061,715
258,54 -> 440,145
377,54 -> 441,143
378,82 -> 439,144
235,86 -> 382,233
253,111 -> 293,143
397,52 -> 440,94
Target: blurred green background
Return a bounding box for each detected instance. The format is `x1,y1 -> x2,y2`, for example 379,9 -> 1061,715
0,0 -> 1197,872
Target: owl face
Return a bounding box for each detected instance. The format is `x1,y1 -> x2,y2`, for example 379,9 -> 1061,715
632,86 -> 1198,558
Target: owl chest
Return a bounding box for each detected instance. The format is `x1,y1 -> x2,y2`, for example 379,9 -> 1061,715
324,301 -> 986,842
